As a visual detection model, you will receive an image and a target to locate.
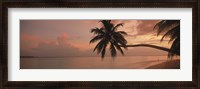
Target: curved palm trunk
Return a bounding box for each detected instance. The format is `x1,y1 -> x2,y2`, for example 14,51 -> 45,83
123,44 -> 180,55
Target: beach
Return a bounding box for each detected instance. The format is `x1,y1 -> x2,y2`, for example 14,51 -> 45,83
146,59 -> 180,69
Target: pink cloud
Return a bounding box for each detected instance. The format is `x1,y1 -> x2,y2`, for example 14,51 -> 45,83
21,32 -> 89,57
21,32 -> 70,49
20,33 -> 41,49
57,32 -> 69,46
21,33 -> 40,41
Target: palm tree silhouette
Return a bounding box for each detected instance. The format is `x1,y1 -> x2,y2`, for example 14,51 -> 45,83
123,20 -> 180,58
90,20 -> 180,59
154,20 -> 180,58
90,20 -> 127,59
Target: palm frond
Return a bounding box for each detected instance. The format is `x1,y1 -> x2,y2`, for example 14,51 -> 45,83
112,41 -> 124,55
110,44 -> 117,57
170,38 -> 180,53
118,31 -> 127,35
160,25 -> 180,42
168,38 -> 180,58
100,20 -> 114,32
112,32 -> 127,47
113,38 -> 126,46
90,35 -> 104,43
91,27 -> 105,34
168,28 -> 179,43
112,23 -> 123,31
101,42 -> 108,59
100,20 -> 110,31
93,39 -> 106,53
154,20 -> 179,36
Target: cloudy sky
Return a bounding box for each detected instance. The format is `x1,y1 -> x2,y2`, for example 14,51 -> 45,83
20,20 -> 170,57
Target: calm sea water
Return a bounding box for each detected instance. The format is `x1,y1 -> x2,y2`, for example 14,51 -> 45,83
20,56 -> 171,69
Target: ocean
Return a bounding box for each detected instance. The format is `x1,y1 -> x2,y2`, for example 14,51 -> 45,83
20,56 -> 171,69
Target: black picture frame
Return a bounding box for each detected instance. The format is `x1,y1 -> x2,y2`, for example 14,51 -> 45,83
1,0 -> 199,89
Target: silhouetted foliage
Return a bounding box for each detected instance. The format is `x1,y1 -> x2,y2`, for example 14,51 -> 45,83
90,20 -> 127,59
154,20 -> 180,58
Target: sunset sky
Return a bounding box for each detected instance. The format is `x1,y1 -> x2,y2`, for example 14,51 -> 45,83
20,20 -> 171,57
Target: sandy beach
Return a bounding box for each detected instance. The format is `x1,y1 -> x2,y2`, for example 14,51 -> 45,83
146,59 -> 180,69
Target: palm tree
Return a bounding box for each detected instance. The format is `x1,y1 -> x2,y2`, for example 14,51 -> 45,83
123,20 -> 180,58
90,20 -> 127,59
154,20 -> 180,58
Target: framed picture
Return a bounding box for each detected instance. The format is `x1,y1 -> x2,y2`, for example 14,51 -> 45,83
1,0 -> 199,89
